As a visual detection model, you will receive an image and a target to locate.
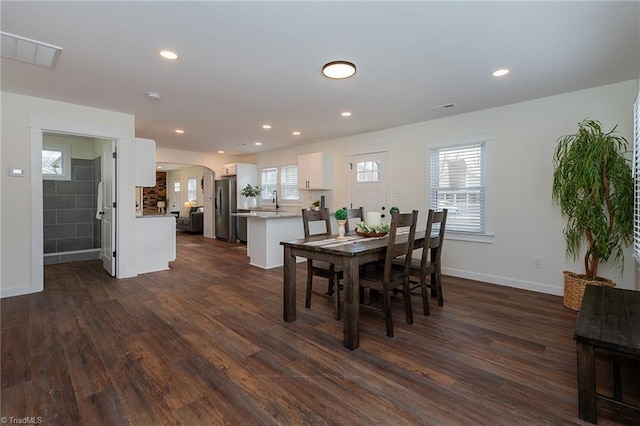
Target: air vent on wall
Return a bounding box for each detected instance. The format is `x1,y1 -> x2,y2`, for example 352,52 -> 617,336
1,31 -> 63,68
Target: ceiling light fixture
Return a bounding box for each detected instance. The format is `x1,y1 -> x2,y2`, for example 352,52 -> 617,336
322,61 -> 356,79
159,50 -> 179,60
254,142 -> 262,146
175,129 -> 184,134
262,124 -> 272,129
492,68 -> 509,77
218,150 -> 225,154
341,112 -> 352,117
1,31 -> 63,68
292,131 -> 301,136
147,92 -> 161,100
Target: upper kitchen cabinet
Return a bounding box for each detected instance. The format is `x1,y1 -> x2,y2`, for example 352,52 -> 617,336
135,138 -> 156,187
298,152 -> 332,190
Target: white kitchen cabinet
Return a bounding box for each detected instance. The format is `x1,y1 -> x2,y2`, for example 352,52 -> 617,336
298,152 -> 332,190
222,163 -> 258,209
222,163 -> 237,176
136,215 -> 176,274
135,138 -> 156,186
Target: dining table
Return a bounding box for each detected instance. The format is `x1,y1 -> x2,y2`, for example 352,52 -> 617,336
281,230 -> 426,350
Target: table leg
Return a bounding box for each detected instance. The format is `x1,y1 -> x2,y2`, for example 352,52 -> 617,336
343,257 -> 359,350
612,354 -> 621,401
283,246 -> 296,322
577,342 -> 597,423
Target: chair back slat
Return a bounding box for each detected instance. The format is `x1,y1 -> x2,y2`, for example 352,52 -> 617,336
301,208 -> 332,238
420,209 -> 448,273
384,210 -> 418,282
344,207 -> 365,233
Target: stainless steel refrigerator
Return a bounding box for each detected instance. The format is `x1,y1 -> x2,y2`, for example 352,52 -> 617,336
214,178 -> 237,241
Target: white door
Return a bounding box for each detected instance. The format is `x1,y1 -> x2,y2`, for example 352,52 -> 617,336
172,178 -> 182,212
349,151 -> 390,221
100,141 -> 116,276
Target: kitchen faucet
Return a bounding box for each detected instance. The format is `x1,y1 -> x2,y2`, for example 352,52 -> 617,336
273,190 -> 280,210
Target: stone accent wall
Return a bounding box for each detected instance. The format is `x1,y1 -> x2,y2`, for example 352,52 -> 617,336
43,158 -> 100,265
143,172 -> 167,214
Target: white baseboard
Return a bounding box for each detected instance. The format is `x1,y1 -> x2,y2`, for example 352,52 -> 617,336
442,267 -> 564,296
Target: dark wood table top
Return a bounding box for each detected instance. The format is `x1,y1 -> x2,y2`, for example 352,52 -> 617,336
574,285 -> 640,355
280,230 -> 426,255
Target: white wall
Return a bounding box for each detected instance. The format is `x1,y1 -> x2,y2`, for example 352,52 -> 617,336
1,92 -> 136,297
253,81 -> 639,294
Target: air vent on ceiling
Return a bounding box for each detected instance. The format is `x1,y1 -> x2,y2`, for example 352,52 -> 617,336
1,31 -> 63,68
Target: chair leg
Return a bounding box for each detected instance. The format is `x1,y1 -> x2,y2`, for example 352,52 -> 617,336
420,275 -> 430,316
305,265 -> 313,308
434,270 -> 444,307
403,279 -> 413,325
334,276 -> 341,321
383,288 -> 394,337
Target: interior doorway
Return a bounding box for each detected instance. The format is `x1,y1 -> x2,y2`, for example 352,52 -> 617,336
29,115 -> 127,295
42,133 -> 116,274
156,162 -> 215,239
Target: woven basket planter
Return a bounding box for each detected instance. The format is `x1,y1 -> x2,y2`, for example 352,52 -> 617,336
562,271 -> 615,311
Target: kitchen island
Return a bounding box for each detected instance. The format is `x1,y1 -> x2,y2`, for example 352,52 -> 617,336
136,214 -> 176,274
235,211 -> 304,269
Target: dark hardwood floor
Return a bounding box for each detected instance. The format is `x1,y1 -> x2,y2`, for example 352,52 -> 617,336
2,232 -> 638,425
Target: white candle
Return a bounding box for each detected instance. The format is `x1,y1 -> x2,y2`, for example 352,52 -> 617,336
366,211 -> 381,226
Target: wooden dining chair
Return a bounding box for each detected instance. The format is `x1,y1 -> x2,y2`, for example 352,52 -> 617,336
344,206 -> 364,233
395,209 -> 448,315
358,210 -> 418,337
302,208 -> 344,320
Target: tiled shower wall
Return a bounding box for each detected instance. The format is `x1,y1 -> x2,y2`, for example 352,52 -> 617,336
43,158 -> 101,265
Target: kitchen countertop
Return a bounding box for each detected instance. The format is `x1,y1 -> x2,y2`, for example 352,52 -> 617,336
136,214 -> 175,218
234,212 -> 301,219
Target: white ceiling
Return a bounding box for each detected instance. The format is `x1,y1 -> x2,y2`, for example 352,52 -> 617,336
2,1 -> 638,156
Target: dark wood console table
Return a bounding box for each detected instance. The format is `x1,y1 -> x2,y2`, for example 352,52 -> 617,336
573,285 -> 640,423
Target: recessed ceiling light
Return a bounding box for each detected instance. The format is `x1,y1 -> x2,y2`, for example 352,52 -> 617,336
341,112 -> 352,117
492,68 -> 509,77
322,61 -> 357,79
254,142 -> 262,146
262,124 -> 272,129
147,92 -> 161,101
292,131 -> 301,136
159,50 -> 179,60
157,166 -> 163,169
218,150 -> 225,154
175,129 -> 184,134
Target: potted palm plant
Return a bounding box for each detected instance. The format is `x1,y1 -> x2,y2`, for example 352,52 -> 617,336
552,119 -> 633,310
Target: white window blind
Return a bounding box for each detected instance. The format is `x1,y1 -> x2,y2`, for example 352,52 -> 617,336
430,142 -> 486,234
187,177 -> 197,202
261,167 -> 277,200
633,91 -> 640,260
280,164 -> 299,200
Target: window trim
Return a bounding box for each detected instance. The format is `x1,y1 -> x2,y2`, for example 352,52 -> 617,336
633,90 -> 640,261
425,133 -> 494,243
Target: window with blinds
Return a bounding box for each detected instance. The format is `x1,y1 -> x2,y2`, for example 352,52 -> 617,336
187,177 -> 197,202
633,91 -> 640,260
429,142 -> 487,234
261,167 -> 277,200
280,164 -> 299,200
260,165 -> 300,202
